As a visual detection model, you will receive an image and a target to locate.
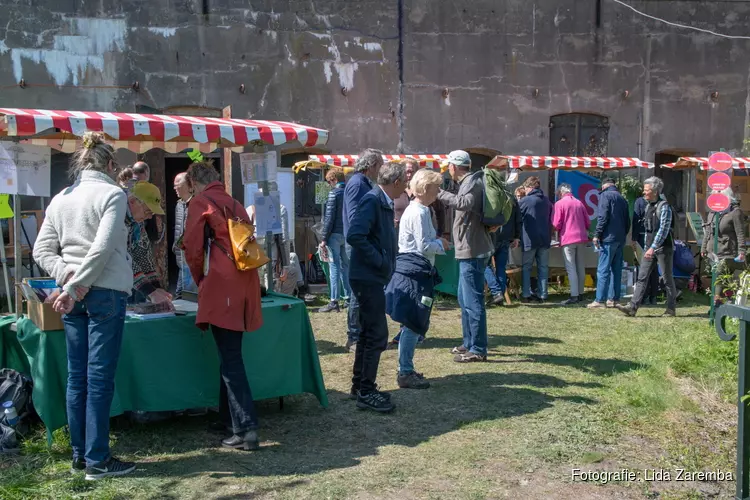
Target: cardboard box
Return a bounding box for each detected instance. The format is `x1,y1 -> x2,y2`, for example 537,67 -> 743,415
26,300 -> 64,331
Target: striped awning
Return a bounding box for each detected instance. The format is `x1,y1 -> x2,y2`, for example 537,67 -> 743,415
489,155 -> 654,170
665,157 -> 750,170
0,108 -> 329,150
294,154 -> 449,173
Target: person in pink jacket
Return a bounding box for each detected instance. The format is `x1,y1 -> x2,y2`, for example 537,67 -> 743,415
553,184 -> 591,305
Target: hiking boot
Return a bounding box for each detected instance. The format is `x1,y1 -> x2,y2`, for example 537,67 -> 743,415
662,309 -> 676,317
397,371 -> 430,389
490,293 -> 505,306
587,301 -> 606,309
71,458 -> 86,473
560,296 -> 579,306
84,457 -> 136,481
454,352 -> 488,363
345,339 -> 357,353
616,304 -> 637,317
357,390 -> 395,413
451,345 -> 468,355
385,340 -> 399,350
318,301 -> 340,313
221,430 -> 260,451
606,300 -> 616,308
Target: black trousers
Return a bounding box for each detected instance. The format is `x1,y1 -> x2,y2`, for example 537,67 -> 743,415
631,247 -> 677,311
349,280 -> 389,395
212,325 -> 259,434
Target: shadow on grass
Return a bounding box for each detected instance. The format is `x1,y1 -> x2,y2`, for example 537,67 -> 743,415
420,335 -> 563,351
114,372 -> 596,485
517,353 -> 644,377
315,339 -> 349,355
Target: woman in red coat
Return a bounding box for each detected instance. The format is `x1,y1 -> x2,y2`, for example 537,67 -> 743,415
183,161 -> 263,451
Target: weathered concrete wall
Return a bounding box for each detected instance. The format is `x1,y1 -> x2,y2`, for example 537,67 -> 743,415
0,0 -> 749,159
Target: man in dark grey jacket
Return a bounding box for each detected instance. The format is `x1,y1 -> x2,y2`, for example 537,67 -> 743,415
173,173 -> 196,298
437,150 -> 494,363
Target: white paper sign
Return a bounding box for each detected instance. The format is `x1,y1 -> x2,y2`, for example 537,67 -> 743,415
252,190 -> 283,235
0,143 -> 19,195
240,151 -> 277,184
1,143 -> 51,196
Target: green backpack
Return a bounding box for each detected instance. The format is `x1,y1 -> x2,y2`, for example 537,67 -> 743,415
480,168 -> 514,227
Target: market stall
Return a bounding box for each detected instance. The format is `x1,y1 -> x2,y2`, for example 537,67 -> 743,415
14,293 -> 327,434
0,108 -> 331,420
436,156 -> 652,297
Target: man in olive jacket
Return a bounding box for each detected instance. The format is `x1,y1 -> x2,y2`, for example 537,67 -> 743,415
437,150 -> 494,363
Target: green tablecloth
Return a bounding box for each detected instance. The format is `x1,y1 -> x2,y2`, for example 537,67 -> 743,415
0,315 -> 29,374
15,293 -> 328,434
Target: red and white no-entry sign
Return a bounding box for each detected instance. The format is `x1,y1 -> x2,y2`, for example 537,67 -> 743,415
708,152 -> 733,171
707,193 -> 731,212
707,172 -> 731,191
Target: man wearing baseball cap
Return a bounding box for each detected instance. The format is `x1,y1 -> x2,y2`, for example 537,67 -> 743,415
437,150 -> 494,363
126,182 -> 173,308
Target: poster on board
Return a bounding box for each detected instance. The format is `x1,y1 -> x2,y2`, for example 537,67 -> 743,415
0,143 -> 19,195
240,151 -> 277,184
1,143 -> 51,196
252,190 -> 283,235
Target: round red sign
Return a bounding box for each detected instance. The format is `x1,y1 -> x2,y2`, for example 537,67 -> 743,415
708,152 -> 733,171
707,172 -> 731,191
707,193 -> 731,212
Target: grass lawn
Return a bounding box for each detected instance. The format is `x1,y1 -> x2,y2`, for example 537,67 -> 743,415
0,292 -> 740,499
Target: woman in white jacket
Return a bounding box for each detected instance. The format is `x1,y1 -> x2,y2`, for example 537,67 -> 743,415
33,132 -> 136,480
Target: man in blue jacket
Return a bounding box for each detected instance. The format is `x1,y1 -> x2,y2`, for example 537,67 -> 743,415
347,162 -> 406,413
588,178 -> 631,309
519,177 -> 554,302
342,149 -> 384,352
485,196 -> 521,306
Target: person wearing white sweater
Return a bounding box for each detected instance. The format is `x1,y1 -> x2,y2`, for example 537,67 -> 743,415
32,132 -> 136,481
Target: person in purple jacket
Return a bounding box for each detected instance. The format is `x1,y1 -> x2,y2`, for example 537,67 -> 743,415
553,184 -> 591,305
342,149 -> 384,352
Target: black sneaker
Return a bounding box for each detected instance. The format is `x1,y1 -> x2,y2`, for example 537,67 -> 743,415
221,430 -> 260,451
451,345 -> 468,355
454,352 -> 488,363
84,457 -> 136,481
560,297 -> 579,306
397,371 -> 430,389
71,458 -> 86,473
357,390 -> 395,413
349,385 -> 390,400
318,301 -> 340,313
490,293 -> 505,306
662,309 -> 676,317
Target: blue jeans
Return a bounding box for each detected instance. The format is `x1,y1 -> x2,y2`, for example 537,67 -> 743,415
328,233 -> 351,301
596,241 -> 624,302
484,242 -> 510,296
345,243 -> 361,342
213,326 -> 259,433
398,326 -> 421,374
457,258 -> 488,356
63,287 -> 128,466
522,247 -> 550,299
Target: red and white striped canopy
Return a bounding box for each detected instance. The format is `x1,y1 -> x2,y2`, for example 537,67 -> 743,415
665,157 -> 750,170
489,155 -> 654,170
308,154 -> 449,167
0,108 -> 329,152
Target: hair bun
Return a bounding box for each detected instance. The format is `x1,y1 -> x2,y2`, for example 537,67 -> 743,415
81,131 -> 105,150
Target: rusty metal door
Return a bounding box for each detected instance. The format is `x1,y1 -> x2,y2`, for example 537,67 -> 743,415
549,113 -> 609,156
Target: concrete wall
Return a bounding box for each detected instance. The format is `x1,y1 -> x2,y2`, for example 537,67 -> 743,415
0,0 -> 749,158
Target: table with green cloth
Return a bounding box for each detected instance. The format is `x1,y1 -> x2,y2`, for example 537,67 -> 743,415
0,315 -> 29,374
14,293 -> 328,434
